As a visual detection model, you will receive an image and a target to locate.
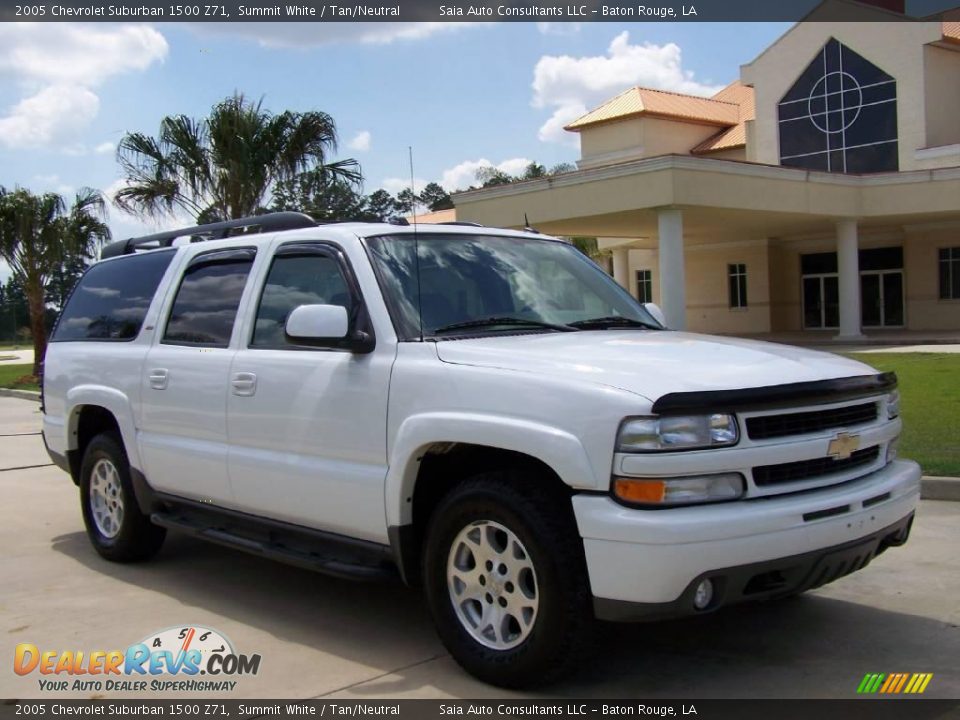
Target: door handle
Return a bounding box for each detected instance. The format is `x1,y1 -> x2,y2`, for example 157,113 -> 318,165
148,368 -> 168,390
231,372 -> 257,397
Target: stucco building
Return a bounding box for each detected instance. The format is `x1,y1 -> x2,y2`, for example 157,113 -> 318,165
453,0 -> 960,339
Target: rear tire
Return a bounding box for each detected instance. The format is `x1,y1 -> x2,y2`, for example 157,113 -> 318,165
79,432 -> 166,562
422,471 -> 594,688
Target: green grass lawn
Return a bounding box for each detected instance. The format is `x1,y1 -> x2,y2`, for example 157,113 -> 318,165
847,353 -> 960,477
0,362 -> 38,391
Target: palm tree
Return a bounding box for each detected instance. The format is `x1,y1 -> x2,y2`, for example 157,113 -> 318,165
115,93 -> 361,222
0,187 -> 110,376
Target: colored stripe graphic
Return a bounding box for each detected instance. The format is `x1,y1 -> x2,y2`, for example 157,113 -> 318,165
858,673 -> 933,694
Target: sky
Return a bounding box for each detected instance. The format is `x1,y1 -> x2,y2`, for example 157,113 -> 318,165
0,20 -> 797,242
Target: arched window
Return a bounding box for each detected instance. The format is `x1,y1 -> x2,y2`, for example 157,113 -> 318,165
778,38 -> 898,173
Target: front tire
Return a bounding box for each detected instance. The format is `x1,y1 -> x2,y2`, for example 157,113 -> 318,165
79,432 -> 166,562
423,471 -> 594,688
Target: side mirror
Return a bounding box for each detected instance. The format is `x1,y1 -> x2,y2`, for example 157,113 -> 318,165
643,302 -> 667,327
285,304 -> 349,341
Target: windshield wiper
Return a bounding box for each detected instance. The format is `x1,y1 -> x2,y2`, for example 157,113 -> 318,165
433,316 -> 576,334
567,316 -> 660,330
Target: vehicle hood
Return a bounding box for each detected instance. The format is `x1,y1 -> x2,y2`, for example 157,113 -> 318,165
434,330 -> 878,403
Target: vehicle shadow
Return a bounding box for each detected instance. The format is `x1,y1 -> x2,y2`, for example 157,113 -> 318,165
51,531 -> 959,699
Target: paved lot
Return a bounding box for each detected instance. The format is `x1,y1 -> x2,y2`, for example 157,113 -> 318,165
1,396 -> 957,700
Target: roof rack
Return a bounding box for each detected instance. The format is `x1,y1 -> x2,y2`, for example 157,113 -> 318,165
438,221 -> 483,227
100,212 -> 318,259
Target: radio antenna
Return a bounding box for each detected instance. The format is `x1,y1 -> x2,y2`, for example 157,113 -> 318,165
409,146 -> 424,342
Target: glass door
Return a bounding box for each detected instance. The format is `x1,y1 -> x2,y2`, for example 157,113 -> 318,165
861,270 -> 904,328
802,275 -> 839,329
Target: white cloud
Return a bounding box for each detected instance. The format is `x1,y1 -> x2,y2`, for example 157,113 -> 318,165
0,85 -> 99,148
380,177 -> 429,196
94,141 -> 115,155
0,24 -> 167,150
532,31 -> 725,145
348,130 -> 371,152
187,22 -> 478,49
31,173 -> 75,197
440,157 -> 533,191
0,24 -> 168,87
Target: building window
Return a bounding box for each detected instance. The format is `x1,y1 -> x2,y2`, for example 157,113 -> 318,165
636,269 -> 652,303
941,248 -> 960,300
728,263 -> 748,309
777,38 -> 898,174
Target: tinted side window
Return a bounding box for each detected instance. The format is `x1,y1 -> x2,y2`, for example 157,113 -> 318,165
52,250 -> 175,342
163,253 -> 254,347
251,253 -> 352,349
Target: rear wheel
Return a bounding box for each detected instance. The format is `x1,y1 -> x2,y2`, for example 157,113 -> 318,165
79,432 -> 166,562
423,471 -> 594,688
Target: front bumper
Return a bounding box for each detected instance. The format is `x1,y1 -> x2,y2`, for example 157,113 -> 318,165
573,459 -> 921,620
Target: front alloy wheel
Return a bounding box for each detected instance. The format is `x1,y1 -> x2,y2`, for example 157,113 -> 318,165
423,471 -> 594,688
447,520 -> 539,650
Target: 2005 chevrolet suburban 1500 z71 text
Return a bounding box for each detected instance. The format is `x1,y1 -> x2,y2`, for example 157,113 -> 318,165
42,212 -> 920,687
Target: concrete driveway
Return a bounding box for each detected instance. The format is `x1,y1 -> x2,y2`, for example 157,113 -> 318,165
1,396 -> 957,700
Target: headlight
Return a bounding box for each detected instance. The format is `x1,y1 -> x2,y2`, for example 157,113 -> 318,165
614,473 -> 745,507
617,414 -> 738,452
886,390 -> 900,419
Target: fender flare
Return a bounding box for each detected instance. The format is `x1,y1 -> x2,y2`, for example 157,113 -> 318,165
64,385 -> 143,471
384,411 -> 598,528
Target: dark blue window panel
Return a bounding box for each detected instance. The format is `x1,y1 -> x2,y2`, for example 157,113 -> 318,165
779,101 -> 811,121
779,120 -> 828,158
845,143 -> 898,174
778,38 -> 898,174
845,102 -> 898,147
783,152 -> 829,172
860,83 -> 895,105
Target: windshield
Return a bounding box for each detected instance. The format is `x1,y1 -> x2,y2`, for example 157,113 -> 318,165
366,233 -> 661,340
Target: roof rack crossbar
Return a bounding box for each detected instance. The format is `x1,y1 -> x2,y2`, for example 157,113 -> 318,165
100,212 -> 318,259
438,221 -> 484,227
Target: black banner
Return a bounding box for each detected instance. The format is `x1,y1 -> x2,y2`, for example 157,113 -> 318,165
2,700 -> 960,720
0,0 -> 958,23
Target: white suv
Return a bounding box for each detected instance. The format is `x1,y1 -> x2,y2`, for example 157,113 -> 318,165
42,212 -> 920,687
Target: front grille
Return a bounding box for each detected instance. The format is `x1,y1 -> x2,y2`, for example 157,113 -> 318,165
753,446 -> 880,487
746,402 -> 878,440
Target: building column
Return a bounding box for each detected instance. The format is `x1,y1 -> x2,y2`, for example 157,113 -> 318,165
612,248 -> 630,292
836,218 -> 864,340
657,208 -> 686,330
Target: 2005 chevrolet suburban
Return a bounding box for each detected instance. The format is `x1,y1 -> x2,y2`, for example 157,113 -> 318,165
42,212 -> 920,687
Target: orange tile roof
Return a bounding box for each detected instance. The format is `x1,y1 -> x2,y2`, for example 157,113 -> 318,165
406,208 -> 456,224
691,81 -> 756,155
564,87 -> 740,131
943,20 -> 960,43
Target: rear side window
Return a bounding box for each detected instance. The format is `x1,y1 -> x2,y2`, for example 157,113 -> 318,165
163,250 -> 255,347
52,250 -> 175,342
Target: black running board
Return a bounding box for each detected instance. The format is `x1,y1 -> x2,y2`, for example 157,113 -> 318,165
150,499 -> 398,583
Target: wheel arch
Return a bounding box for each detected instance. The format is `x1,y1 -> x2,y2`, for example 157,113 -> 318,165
65,387 -> 141,483
385,412 -> 597,584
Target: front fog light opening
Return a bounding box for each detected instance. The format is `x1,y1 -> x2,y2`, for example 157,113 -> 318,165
693,578 -> 714,611
886,436 -> 900,464
886,390 -> 901,420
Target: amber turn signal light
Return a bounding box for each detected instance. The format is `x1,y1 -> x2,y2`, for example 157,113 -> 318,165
613,478 -> 666,504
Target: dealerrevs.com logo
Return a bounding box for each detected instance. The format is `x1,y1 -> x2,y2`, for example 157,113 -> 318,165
14,625 -> 261,693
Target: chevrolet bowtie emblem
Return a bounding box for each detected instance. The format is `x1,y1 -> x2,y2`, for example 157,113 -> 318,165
827,432 -> 861,460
